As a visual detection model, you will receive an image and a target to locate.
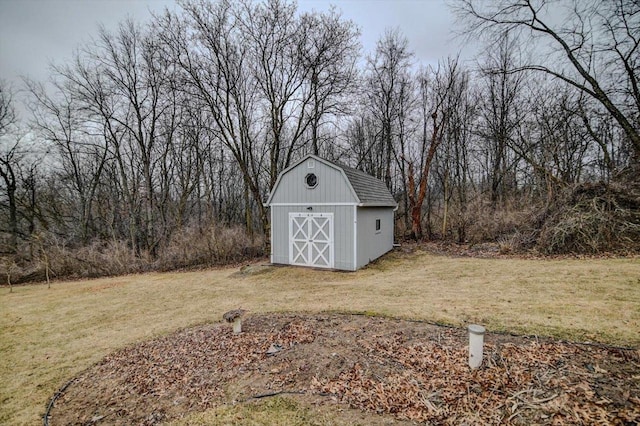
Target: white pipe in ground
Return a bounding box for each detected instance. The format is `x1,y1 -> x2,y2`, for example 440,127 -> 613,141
468,324 -> 486,369
233,318 -> 242,334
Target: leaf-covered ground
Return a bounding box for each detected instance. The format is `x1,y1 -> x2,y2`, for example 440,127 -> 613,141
49,314 -> 640,425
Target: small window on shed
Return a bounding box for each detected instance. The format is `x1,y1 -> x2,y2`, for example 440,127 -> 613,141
375,218 -> 381,232
307,159 -> 315,168
305,173 -> 318,188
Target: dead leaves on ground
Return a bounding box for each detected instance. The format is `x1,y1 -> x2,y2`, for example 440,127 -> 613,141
312,332 -> 640,424
51,314 -> 640,425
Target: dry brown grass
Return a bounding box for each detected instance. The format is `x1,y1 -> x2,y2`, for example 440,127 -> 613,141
1,250 -> 639,425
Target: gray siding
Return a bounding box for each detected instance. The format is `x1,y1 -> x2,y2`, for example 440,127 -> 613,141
356,207 -> 394,269
271,205 -> 355,271
269,158 -> 357,205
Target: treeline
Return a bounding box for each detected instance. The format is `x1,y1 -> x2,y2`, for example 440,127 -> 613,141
1,0 -> 639,282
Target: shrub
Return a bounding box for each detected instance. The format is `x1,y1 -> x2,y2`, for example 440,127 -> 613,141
457,194 -> 540,246
1,224 -> 264,285
155,224 -> 264,271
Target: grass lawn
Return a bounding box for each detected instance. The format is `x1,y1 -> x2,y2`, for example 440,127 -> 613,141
1,250 -> 639,425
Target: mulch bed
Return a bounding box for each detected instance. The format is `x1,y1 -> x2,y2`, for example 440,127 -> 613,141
48,313 -> 640,425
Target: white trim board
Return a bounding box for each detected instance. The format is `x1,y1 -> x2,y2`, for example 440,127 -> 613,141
270,207 -> 274,264
269,202 -> 359,206
353,205 -> 357,271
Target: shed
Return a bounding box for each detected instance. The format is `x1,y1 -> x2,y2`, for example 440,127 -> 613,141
265,154 -> 397,271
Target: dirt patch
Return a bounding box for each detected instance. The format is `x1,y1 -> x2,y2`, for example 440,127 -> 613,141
228,264 -> 277,278
48,313 -> 640,425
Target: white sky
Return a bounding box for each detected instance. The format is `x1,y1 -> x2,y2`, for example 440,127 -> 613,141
0,0 -> 474,100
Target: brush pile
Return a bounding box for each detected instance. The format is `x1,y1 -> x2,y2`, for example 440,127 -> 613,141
535,180 -> 640,254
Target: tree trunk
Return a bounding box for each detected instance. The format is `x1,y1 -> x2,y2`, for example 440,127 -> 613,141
404,112 -> 444,240
0,164 -> 18,253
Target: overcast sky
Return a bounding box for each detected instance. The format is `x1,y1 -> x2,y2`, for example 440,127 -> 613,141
0,0 -> 473,99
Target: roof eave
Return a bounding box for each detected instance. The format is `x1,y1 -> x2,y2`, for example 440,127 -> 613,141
358,202 -> 398,208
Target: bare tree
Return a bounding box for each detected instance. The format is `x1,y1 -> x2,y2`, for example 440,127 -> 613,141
432,62 -> 477,241
159,0 -> 268,238
403,60 -> 458,240
297,7 -> 361,155
158,0 -> 362,239
366,29 -> 414,191
93,20 -> 178,255
0,83 -> 20,253
455,0 -> 640,166
476,34 -> 525,205
239,0 -> 307,187
0,139 -> 20,253
27,79 -> 109,244
577,95 -> 630,180
0,82 -> 16,137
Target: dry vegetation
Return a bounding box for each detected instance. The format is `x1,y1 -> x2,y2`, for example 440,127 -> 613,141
535,181 -> 640,254
0,225 -> 263,285
1,250 -> 639,425
422,179 -> 640,255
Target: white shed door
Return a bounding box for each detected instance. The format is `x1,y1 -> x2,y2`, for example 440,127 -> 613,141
289,213 -> 334,268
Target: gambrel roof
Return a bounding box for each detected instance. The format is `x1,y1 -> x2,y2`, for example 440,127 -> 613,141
265,154 -> 397,207
323,158 -> 397,207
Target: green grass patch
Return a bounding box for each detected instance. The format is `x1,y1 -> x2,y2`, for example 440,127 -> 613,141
168,397 -> 359,426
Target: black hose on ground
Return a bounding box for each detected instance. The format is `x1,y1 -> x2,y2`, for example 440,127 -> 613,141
43,377 -> 76,426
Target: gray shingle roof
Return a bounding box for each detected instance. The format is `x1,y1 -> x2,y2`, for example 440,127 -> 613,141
324,158 -> 397,207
